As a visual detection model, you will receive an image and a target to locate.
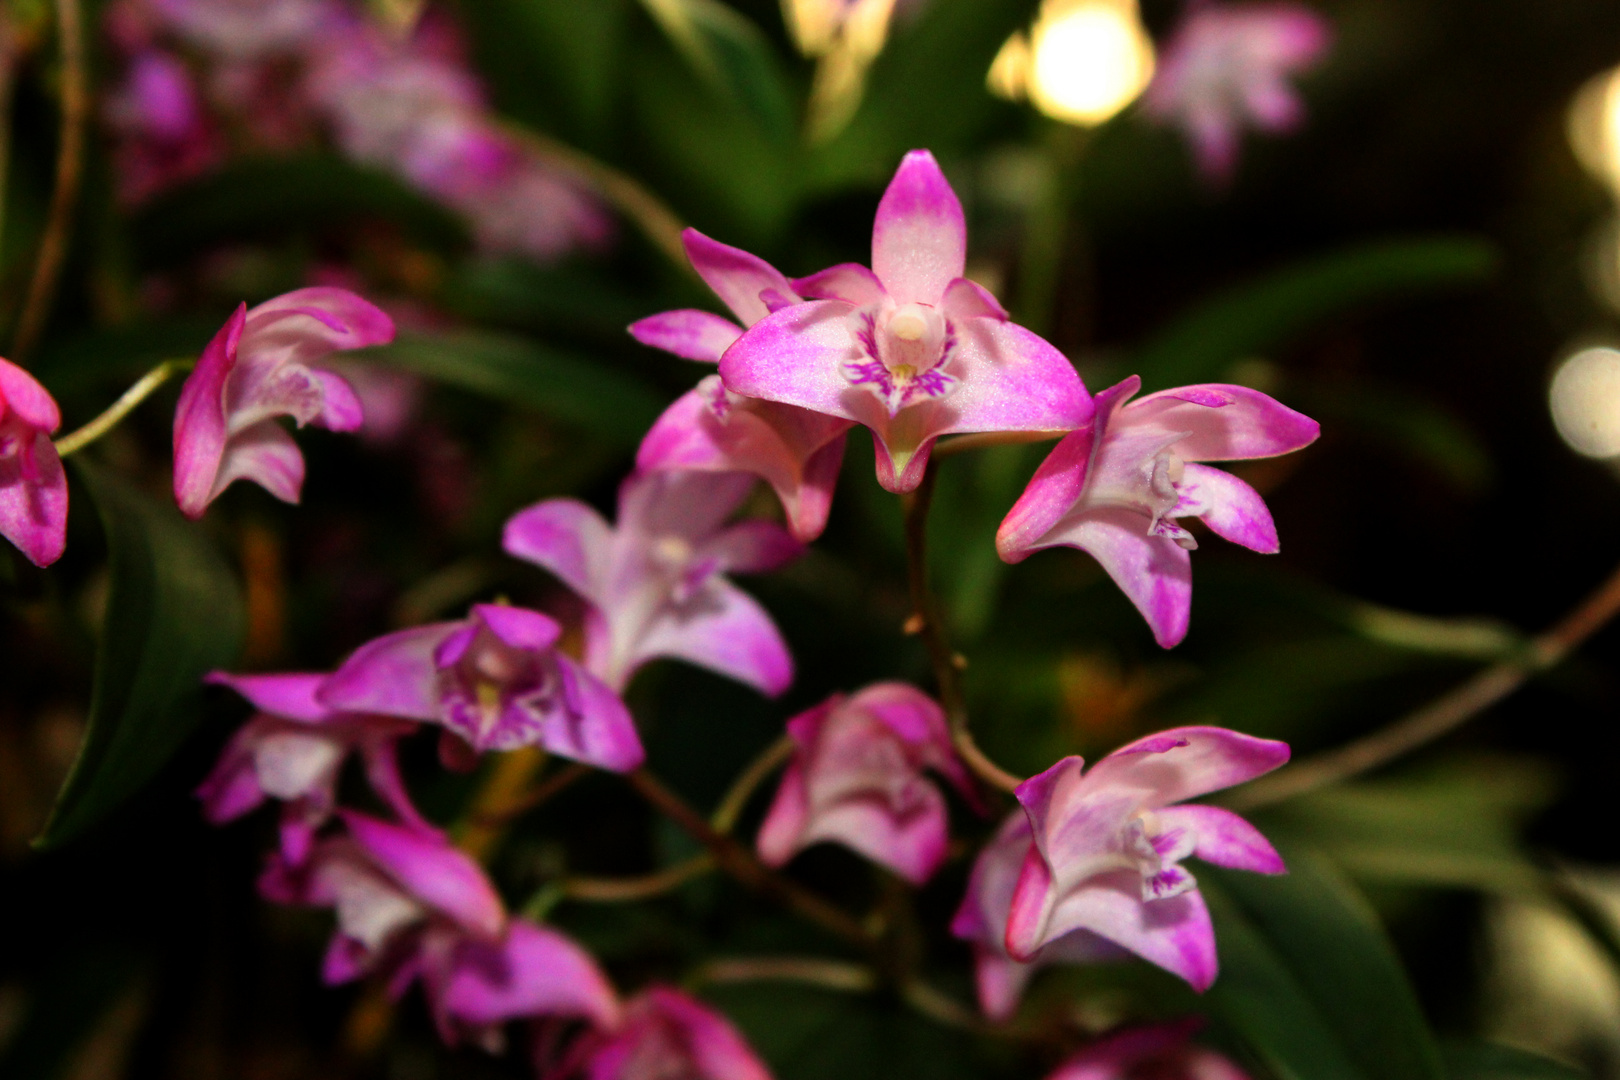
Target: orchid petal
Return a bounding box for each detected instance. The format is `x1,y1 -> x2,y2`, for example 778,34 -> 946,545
647,988 -> 772,1080
1040,869 -> 1218,991
872,150 -> 966,305
682,228 -> 798,328
208,420 -> 306,506
1067,507 -> 1193,649
1083,726 -> 1290,808
470,603 -> 563,653
996,427 -> 1095,563
340,810 -> 505,938
631,579 -> 793,697
1179,463 -> 1278,552
439,919 -> 621,1030
542,656 -> 645,772
1129,384 -> 1319,461
0,358 -> 62,432
719,299 -> 862,420
935,318 -> 1092,437
700,520 -> 805,575
1154,804 -> 1286,874
0,431 -> 67,567
321,623 -> 459,720
792,262 -> 887,307
313,369 -> 365,432
755,758 -> 812,868
205,671 -> 334,722
173,304 -> 245,518
619,468 -> 755,543
242,286 -> 396,368
502,498 -> 613,603
942,277 -> 1009,322
629,310 -> 743,363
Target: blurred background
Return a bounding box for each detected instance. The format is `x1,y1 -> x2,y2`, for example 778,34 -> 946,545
5,0 -> 1620,1077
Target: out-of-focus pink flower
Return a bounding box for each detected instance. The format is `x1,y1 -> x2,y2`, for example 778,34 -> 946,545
0,358 -> 66,568
196,671 -> 428,864
1044,1018 -> 1252,1080
719,150 -> 1091,493
503,471 -> 801,696
1142,1 -> 1332,184
950,813 -> 1125,1019
1004,727 -> 1289,991
172,287 -> 395,518
757,682 -> 979,884
552,986 -> 770,1080
262,811 -> 621,1048
632,229 -> 852,542
103,50 -> 226,204
151,0 -> 336,57
997,377 -> 1318,648
318,603 -> 644,772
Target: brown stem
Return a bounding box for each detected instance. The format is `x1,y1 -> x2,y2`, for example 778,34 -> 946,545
710,734 -> 794,834
901,465 -> 1023,794
465,761 -> 591,831
13,0 -> 87,361
692,956 -> 878,993
626,769 -> 877,952
564,854 -> 715,901
1229,556 -> 1620,811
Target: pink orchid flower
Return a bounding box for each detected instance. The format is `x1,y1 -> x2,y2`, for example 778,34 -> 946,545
261,811 -> 620,1049
757,682 -> 980,884
551,986 -> 771,1080
172,287 -> 395,518
1143,1 -> 1332,185
1047,1018 -> 1251,1080
0,357 -> 67,567
103,49 -> 226,205
197,671 -> 429,864
151,0 -> 334,57
997,376 -> 1318,648
719,150 -> 1092,493
1004,727 -> 1289,992
503,470 -> 801,696
951,812 -> 1127,1020
633,229 -> 853,543
318,602 -> 644,772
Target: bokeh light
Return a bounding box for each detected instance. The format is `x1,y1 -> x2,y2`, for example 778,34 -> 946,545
1567,65 -> 1620,196
988,0 -> 1156,127
1550,346 -> 1620,459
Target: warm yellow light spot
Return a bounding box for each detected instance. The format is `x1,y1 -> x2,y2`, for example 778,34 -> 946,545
1550,346 -> 1620,459
988,0 -> 1156,127
1568,66 -> 1620,196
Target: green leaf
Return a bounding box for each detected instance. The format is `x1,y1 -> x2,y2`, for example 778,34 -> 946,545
1294,379 -> 1492,491
359,330 -> 667,446
1441,1042 -> 1587,1080
35,462 -> 245,848
636,0 -> 795,138
1203,847 -> 1445,1080
1132,238 -> 1498,390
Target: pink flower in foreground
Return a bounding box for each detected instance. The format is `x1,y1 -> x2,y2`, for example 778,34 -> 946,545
757,682 -> 979,884
1004,727 -> 1289,991
997,377 -> 1318,648
504,471 -> 801,696
552,986 -> 771,1080
1142,2 -> 1331,184
1045,1018 -> 1252,1080
172,287 -> 395,518
633,229 -> 853,542
719,150 -> 1091,493
262,811 -> 620,1049
197,671 -> 427,864
0,357 -> 66,567
318,603 -> 644,772
951,813 -> 1126,1020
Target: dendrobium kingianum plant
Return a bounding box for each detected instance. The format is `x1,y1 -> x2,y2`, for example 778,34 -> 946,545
160,146 -> 1325,1076
1143,0 -> 1333,184
172,286 -> 395,518
719,149 -> 1092,492
998,376 -> 1320,647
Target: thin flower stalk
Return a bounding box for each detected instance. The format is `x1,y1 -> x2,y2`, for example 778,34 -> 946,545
53,358 -> 194,458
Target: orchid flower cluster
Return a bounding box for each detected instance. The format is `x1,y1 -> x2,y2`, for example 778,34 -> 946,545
93,147 -> 1322,1079
102,0 -> 608,260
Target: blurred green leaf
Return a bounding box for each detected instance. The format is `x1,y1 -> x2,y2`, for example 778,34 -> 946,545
1204,847 -> 1446,1080
1133,238 -> 1498,391
636,0 -> 795,138
440,257 -> 651,339
1296,379 -> 1492,491
1441,1042 -> 1587,1080
361,330 -> 666,446
35,462 -> 245,849
131,156 -> 465,263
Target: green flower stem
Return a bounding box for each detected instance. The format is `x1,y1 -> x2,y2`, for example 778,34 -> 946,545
53,358 -> 195,458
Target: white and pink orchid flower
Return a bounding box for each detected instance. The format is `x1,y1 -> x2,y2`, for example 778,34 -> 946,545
552,986 -> 772,1080
997,377 -> 1318,648
503,470 -> 801,697
757,682 -> 980,884
319,602 -> 644,772
1003,727 -> 1289,992
719,150 -> 1092,493
632,229 -> 853,543
1143,1 -> 1332,184
197,671 -> 427,864
0,357 -> 66,567
172,287 -> 395,518
1044,1018 -> 1253,1080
